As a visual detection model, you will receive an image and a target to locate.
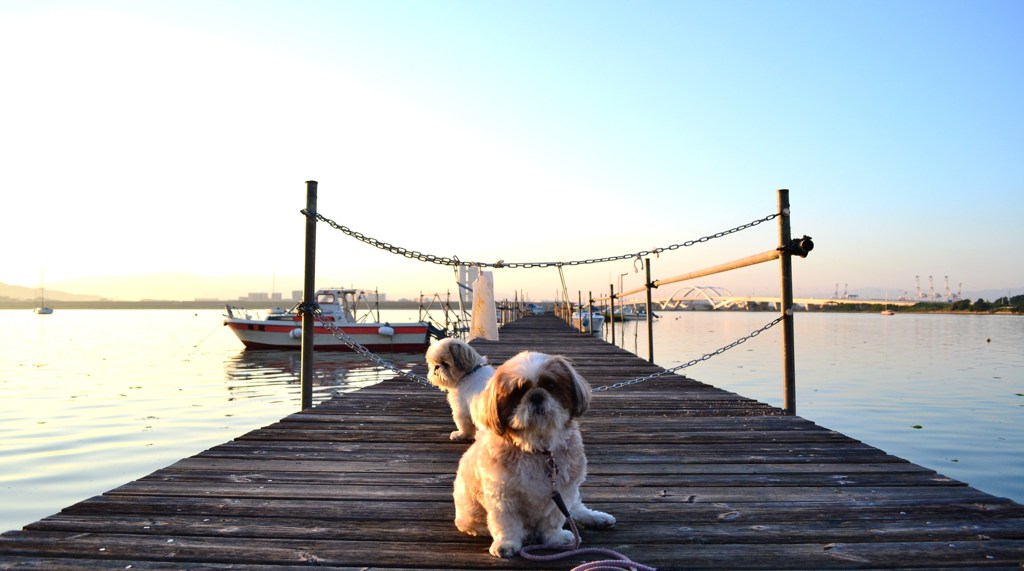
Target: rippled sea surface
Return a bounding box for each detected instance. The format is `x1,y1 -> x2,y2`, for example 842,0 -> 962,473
609,311 -> 1024,505
0,309 -> 425,532
1,309 -> 1022,532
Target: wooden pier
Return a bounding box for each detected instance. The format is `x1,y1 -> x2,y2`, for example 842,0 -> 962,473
2,314 -> 1023,569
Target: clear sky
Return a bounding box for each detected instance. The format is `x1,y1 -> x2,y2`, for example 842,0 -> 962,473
3,0 -> 1022,302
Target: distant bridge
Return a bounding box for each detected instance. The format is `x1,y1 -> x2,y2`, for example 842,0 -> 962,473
617,285 -> 915,310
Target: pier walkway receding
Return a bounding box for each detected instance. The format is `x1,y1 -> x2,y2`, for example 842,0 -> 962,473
3,314 -> 1024,569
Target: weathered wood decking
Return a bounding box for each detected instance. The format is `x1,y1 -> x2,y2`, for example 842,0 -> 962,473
2,314 -> 1023,569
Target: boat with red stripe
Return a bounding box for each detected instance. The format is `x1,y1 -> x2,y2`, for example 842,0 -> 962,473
223,288 -> 444,351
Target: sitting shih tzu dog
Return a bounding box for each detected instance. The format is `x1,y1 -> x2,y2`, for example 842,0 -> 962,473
425,338 -> 495,441
453,350 -> 615,558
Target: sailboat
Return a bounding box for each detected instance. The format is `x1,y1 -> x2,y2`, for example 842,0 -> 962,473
880,292 -> 894,316
34,272 -> 54,315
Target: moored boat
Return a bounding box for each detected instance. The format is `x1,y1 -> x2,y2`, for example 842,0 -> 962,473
224,288 -> 443,351
604,305 -> 657,321
34,276 -> 53,314
571,305 -> 605,335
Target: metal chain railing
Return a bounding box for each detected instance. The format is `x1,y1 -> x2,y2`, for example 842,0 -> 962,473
301,301 -> 783,394
592,315 -> 785,392
296,205 -> 786,394
301,209 -> 780,269
300,302 -> 435,388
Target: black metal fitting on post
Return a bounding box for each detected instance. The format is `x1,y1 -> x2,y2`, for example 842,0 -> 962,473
783,235 -> 814,258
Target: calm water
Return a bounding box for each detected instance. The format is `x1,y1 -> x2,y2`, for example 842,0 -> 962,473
0,309 -> 426,532
1,309 -> 1022,532
608,311 -> 1024,505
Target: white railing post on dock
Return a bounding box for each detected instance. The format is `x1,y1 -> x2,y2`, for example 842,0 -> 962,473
300,180 -> 318,411
777,188 -> 796,415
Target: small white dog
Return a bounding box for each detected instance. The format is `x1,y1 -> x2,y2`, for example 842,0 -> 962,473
425,338 -> 494,441
453,350 -> 615,558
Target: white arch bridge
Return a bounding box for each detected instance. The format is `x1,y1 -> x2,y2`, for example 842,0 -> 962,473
619,285 -> 916,311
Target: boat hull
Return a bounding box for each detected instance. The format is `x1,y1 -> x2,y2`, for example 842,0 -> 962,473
571,313 -> 605,335
224,318 -> 431,352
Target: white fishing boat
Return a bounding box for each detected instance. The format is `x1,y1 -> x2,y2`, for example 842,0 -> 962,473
571,305 -> 605,335
606,305 -> 658,321
605,306 -> 634,321
224,288 -> 442,351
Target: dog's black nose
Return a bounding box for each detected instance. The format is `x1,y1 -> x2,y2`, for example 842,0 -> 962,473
529,392 -> 545,406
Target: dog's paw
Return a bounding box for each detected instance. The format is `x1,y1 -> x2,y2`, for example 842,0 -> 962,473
489,540 -> 521,559
455,520 -> 486,537
543,528 -> 575,546
449,430 -> 469,441
577,510 -> 616,529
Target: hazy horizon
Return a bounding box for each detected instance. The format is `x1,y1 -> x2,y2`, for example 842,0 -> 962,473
4,272 -> 1019,304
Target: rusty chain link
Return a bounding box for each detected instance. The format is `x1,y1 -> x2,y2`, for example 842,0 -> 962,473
592,315 -> 785,392
301,303 -> 435,388
301,209 -> 780,269
301,303 -> 784,393
296,208 -> 786,392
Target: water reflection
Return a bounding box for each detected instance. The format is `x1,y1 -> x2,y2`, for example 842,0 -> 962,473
223,350 -> 426,403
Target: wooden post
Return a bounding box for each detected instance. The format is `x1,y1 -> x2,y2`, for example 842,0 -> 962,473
645,257 -> 654,363
778,188 -> 796,415
300,180 -> 318,411
577,291 -> 583,332
588,290 -> 594,335
609,283 -> 616,343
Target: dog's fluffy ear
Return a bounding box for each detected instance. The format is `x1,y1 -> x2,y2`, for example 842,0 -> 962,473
477,368 -> 506,435
449,340 -> 482,373
477,366 -> 524,436
546,355 -> 591,418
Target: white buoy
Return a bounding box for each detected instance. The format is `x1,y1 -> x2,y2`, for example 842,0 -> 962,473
378,325 -> 395,337
289,328 -> 303,339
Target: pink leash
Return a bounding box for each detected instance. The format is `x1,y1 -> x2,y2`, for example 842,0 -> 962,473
518,490 -> 656,571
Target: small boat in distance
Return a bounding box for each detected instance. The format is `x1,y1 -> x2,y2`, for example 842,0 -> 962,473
605,305 -> 640,321
881,292 -> 895,316
607,305 -> 659,321
572,304 -> 605,335
224,288 -> 443,351
34,277 -> 53,314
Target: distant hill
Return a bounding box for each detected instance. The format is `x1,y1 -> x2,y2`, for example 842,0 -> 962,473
0,282 -> 106,302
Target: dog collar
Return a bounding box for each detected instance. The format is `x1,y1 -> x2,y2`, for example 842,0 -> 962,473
467,363 -> 484,375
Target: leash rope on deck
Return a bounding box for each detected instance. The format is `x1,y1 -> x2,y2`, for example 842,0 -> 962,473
519,453 -> 656,571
